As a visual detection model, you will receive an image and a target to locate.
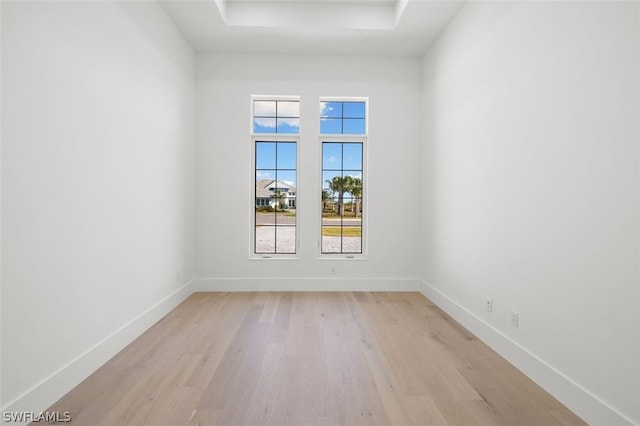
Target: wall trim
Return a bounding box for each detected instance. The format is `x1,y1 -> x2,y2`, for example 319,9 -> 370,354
1,280 -> 196,421
419,280 -> 637,426
195,277 -> 421,292
5,278 -> 631,425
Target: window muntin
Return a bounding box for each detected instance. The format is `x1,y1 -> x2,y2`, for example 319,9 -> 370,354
255,141 -> 297,254
320,101 -> 366,135
253,99 -> 300,134
321,142 -> 363,254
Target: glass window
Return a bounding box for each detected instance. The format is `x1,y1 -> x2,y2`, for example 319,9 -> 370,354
253,99 -> 300,134
255,141 -> 297,254
321,142 -> 363,254
320,101 -> 366,135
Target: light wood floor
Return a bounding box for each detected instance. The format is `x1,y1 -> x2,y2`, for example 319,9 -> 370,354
45,292 -> 585,425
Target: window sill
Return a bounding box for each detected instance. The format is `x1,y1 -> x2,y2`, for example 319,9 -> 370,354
249,254 -> 299,260
317,255 -> 367,261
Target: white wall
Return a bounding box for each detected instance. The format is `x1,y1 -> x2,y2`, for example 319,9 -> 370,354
196,54 -> 423,290
422,2 -> 639,425
1,0 -> 195,414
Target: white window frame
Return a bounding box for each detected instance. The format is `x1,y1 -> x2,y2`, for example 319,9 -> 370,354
250,95 -> 300,259
319,97 -> 368,259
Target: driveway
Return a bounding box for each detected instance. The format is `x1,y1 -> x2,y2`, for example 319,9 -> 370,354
254,225 -> 361,254
256,212 -> 362,227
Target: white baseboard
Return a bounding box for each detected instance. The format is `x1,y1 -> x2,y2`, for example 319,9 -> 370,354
1,280 -> 195,425
195,277 -> 421,292
6,279 -> 630,426
419,280 -> 637,426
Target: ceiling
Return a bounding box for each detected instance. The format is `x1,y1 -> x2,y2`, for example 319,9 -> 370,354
159,0 -> 466,56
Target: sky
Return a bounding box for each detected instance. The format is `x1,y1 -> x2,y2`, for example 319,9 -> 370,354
253,100 -> 366,135
254,100 -> 365,195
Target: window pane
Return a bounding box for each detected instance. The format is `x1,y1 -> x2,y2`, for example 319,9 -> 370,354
254,100 -> 299,134
277,118 -> 300,134
322,143 -> 342,169
277,101 -> 300,118
320,101 -> 342,118
254,118 -> 277,133
320,118 -> 342,134
254,101 -> 277,117
276,170 -> 296,190
323,171 -> 344,194
277,142 -> 296,169
256,169 -> 275,183
342,143 -> 362,169
342,228 -> 362,253
276,226 -> 296,253
343,118 -> 365,134
322,226 -> 342,253
255,139 -> 297,255
256,142 -> 276,169
344,193 -> 354,216
343,102 -> 366,118
344,174 -> 362,219
321,141 -> 363,255
256,226 -> 275,253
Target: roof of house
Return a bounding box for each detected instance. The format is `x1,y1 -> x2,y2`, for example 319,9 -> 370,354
256,179 -> 296,199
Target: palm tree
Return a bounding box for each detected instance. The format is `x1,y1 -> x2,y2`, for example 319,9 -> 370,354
322,188 -> 332,213
325,176 -> 346,216
271,190 -> 287,210
347,177 -> 362,217
341,175 -> 355,215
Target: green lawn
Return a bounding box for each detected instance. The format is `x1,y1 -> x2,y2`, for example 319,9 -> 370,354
255,210 -> 296,217
322,227 -> 362,237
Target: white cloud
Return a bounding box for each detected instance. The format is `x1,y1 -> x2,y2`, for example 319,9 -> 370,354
254,101 -> 276,117
320,102 -> 334,116
254,117 -> 276,128
257,171 -> 273,179
254,100 -> 299,118
277,101 -> 299,118
278,117 -> 300,127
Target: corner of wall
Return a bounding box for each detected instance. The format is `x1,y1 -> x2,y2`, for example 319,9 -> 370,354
0,280 -> 196,423
418,280 -> 637,426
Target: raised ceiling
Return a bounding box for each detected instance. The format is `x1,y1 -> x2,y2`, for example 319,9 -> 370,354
159,0 -> 466,56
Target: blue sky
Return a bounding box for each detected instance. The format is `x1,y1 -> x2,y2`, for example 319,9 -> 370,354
255,142 -> 297,185
322,142 -> 363,198
254,101 -> 365,192
255,141 -> 362,193
322,142 -> 362,170
320,101 -> 366,135
253,100 -> 366,135
253,100 -> 300,134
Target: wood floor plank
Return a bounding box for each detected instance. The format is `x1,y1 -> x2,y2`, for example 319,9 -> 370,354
42,292 -> 586,425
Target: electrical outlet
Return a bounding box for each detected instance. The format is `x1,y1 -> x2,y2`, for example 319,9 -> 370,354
330,266 -> 336,274
485,298 -> 493,312
511,311 -> 519,328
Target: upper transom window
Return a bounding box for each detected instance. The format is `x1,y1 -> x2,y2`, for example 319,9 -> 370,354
253,99 -> 300,134
320,100 -> 366,135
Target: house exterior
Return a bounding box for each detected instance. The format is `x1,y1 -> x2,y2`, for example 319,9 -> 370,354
255,179 -> 296,209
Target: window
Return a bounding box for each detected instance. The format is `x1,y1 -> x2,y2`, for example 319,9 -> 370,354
252,96 -> 299,256
320,100 -> 366,135
253,99 -> 300,134
320,98 -> 366,255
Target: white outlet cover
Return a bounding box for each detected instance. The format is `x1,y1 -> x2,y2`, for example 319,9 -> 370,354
511,311 -> 519,327
485,298 -> 493,312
